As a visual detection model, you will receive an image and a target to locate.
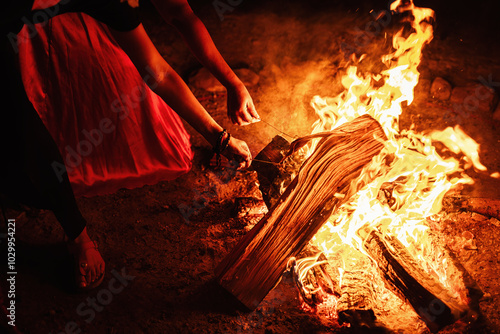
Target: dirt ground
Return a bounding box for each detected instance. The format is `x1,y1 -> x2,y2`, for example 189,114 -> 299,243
2,0 -> 500,333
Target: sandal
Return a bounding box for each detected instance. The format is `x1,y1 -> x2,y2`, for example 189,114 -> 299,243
67,240 -> 105,291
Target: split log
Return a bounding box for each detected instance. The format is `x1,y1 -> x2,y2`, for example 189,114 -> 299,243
215,115 -> 386,310
358,226 -> 468,333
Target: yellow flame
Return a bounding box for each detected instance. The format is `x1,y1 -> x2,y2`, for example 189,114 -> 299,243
296,0 -> 482,322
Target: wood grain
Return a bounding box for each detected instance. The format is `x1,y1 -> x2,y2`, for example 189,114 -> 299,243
215,115 -> 386,310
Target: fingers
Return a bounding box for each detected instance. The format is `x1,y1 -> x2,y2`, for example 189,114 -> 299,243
233,108 -> 253,126
243,154 -> 252,169
224,138 -> 252,170
229,101 -> 260,126
247,100 -> 260,121
237,142 -> 252,169
238,102 -> 260,126
82,262 -> 95,287
228,110 -> 239,125
233,112 -> 259,126
237,153 -> 252,169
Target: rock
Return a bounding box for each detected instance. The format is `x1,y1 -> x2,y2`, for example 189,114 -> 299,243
462,230 -> 474,239
430,77 -> 452,100
493,102 -> 500,121
450,83 -> 498,114
189,67 -> 260,93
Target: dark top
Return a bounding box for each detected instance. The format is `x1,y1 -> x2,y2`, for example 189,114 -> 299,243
2,0 -> 140,35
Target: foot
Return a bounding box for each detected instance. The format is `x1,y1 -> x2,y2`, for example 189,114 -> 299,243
67,228 -> 105,290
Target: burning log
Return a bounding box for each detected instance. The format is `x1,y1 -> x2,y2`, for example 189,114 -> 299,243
336,270 -> 378,329
290,247 -> 341,306
215,115 -> 386,310
358,226 -> 469,333
291,249 -> 381,329
443,196 -> 500,220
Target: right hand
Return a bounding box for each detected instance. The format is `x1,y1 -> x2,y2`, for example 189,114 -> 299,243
222,137 -> 252,169
226,84 -> 260,126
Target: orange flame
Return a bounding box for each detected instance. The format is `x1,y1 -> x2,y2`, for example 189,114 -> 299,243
295,0 -> 482,328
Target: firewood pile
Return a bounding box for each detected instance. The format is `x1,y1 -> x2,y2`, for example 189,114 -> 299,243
217,115 -> 488,332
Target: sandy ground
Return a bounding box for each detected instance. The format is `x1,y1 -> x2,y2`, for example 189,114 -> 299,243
2,0 -> 500,333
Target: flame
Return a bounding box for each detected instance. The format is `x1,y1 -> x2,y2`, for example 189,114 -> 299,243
294,0 -> 483,328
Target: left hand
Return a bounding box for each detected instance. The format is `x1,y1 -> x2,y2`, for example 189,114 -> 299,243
227,85 -> 260,126
223,136 -> 252,169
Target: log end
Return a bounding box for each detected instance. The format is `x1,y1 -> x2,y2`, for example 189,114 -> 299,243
216,278 -> 259,311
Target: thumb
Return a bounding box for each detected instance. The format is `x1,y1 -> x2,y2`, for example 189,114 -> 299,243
247,100 -> 260,120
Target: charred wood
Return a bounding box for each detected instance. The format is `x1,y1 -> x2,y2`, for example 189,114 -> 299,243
358,226 -> 462,333
443,196 -> 500,220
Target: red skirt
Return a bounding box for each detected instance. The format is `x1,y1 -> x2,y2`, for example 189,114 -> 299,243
17,12 -> 193,197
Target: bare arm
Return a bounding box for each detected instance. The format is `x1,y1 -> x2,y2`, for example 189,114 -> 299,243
150,0 -> 260,125
110,24 -> 252,168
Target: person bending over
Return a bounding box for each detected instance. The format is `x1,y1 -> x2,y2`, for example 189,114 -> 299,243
2,0 -> 258,290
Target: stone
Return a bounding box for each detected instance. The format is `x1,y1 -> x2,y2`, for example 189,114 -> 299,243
430,77 -> 452,100
450,83 -> 498,114
189,67 -> 260,93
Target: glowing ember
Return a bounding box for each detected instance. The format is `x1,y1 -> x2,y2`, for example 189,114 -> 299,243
292,0 -> 484,331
